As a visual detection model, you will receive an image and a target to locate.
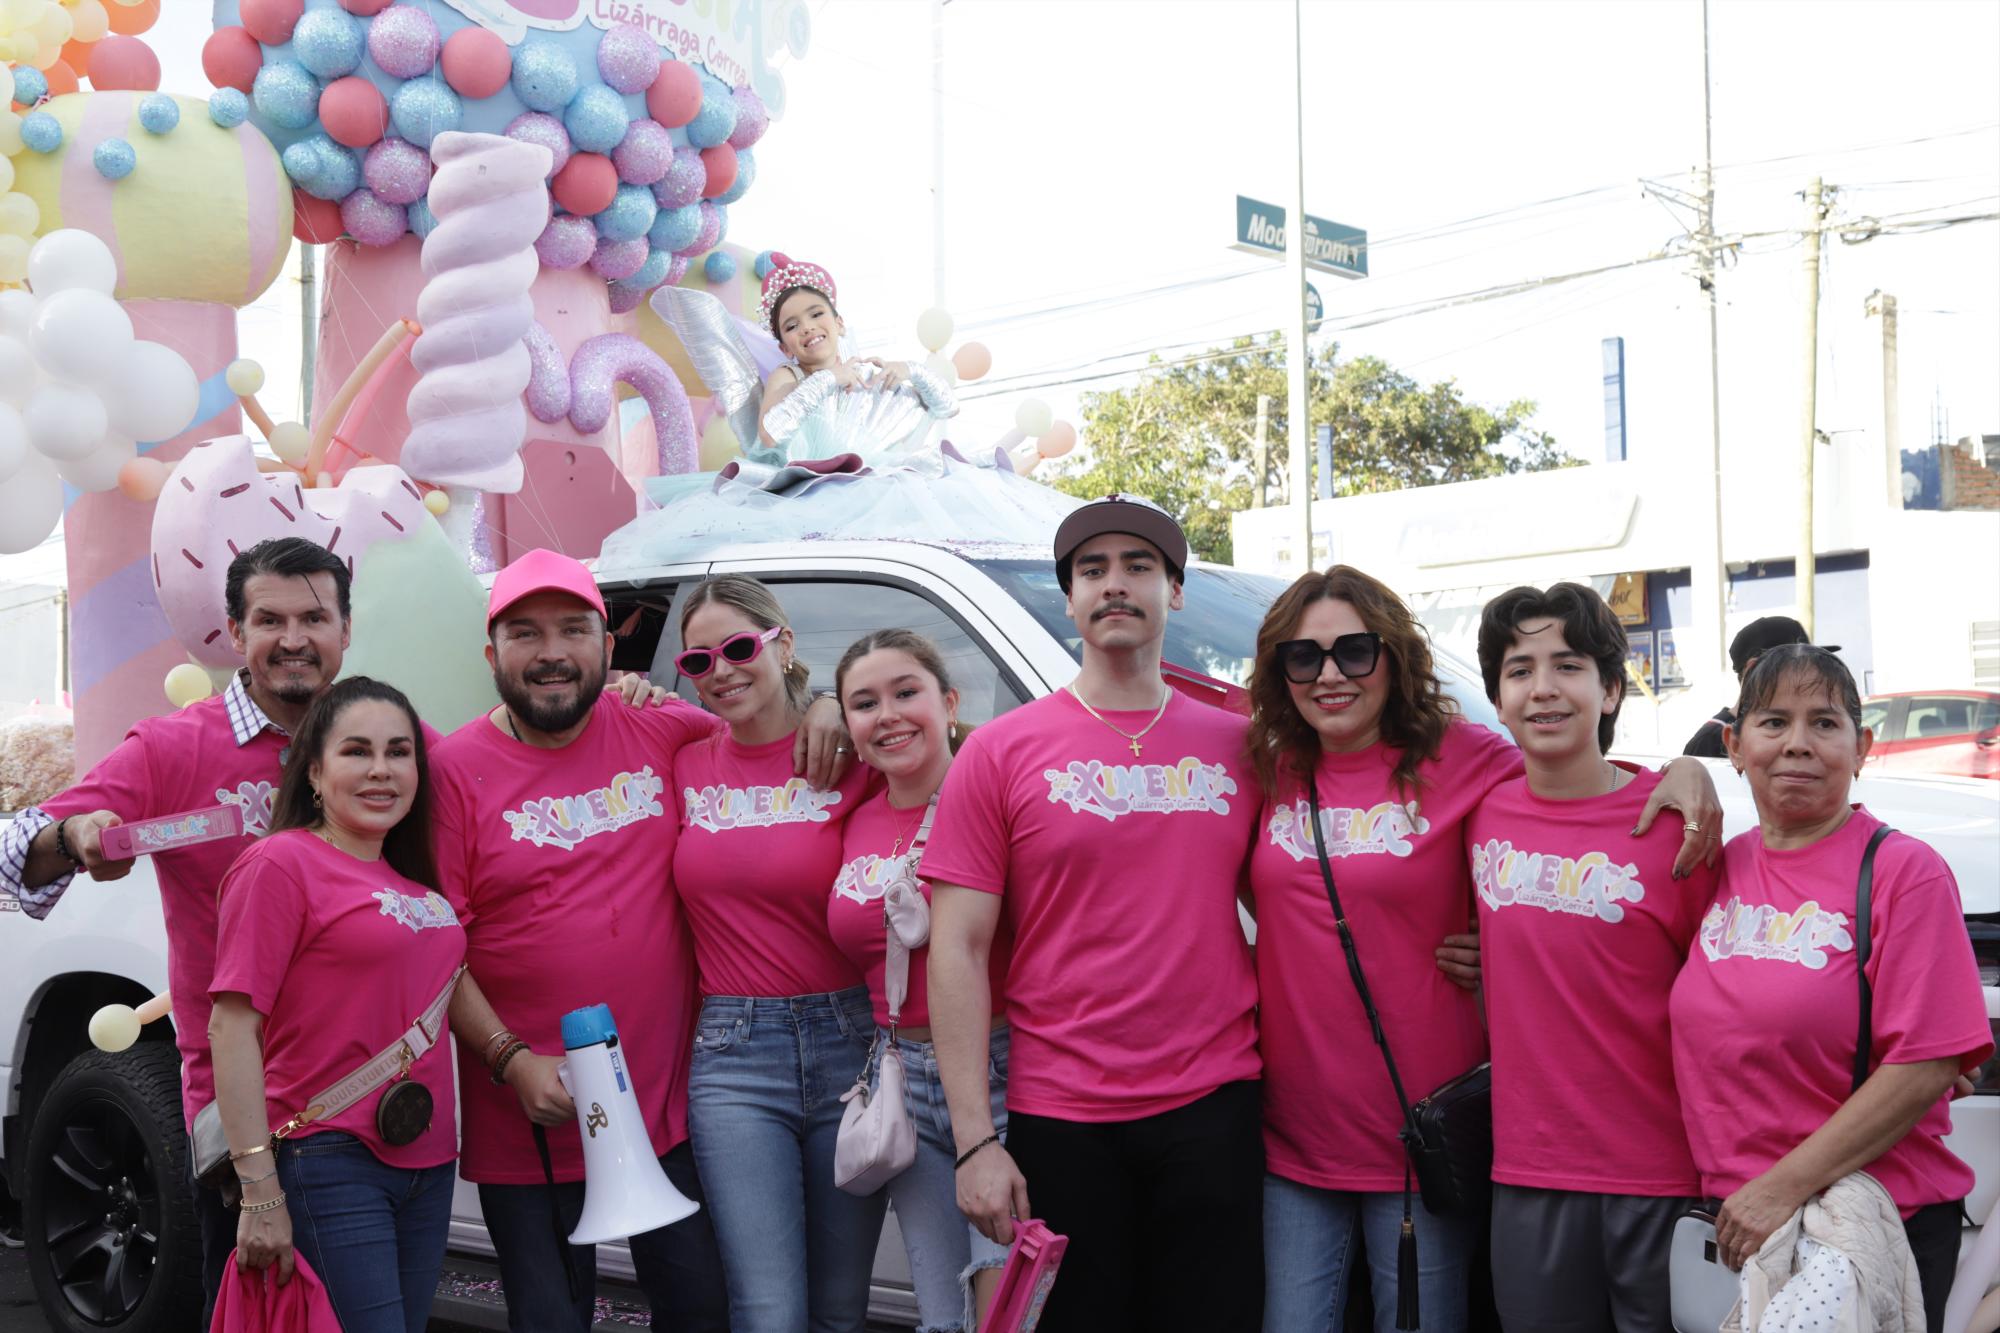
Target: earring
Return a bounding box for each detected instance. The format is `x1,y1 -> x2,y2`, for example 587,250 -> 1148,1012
311,787 -> 323,807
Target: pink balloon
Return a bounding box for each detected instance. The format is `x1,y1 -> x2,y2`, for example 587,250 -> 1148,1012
645,62 -> 701,128
551,153 -> 617,217
294,189 -> 346,244
117,456 -> 170,502
697,144 -> 737,199
320,77 -> 389,148
202,26 -> 261,94
441,26 -> 511,99
952,342 -> 993,381
238,0 -> 303,46
89,35 -> 162,92
1038,421 -> 1078,458
338,0 -> 395,12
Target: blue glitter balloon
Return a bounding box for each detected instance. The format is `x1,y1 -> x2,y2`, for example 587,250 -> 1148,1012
93,138 -> 137,180
20,111 -> 62,154
390,79 -> 462,149
595,184 -> 657,242
648,202 -> 702,253
12,67 -> 47,106
715,148 -> 756,206
709,202 -> 730,249
684,77 -> 739,150
562,84 -> 629,155
253,61 -> 321,132
511,40 -> 579,114
282,135 -> 361,201
704,251 -> 737,283
754,250 -> 777,279
137,94 -> 181,135
292,6 -> 364,79
630,249 -> 671,289
408,199 -> 439,239
208,88 -> 250,128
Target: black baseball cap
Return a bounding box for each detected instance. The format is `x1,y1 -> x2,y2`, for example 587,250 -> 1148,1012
1729,615 -> 1840,677
1053,494 -> 1189,591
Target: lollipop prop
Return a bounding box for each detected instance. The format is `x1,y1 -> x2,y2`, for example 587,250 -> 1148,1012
557,1004 -> 699,1244
89,991 -> 173,1054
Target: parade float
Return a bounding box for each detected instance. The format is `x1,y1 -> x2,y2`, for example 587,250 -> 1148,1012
0,0 -> 1080,778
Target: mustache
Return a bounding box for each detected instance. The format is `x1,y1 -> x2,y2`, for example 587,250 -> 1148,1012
1092,602 -> 1144,621
265,649 -> 322,667
522,665 -> 582,685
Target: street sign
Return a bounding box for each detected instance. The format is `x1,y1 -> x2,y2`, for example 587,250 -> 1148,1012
1233,196 -> 1368,279
1306,282 -> 1323,330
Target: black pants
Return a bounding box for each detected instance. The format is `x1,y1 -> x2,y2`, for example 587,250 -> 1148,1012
477,1139 -> 729,1333
1904,1199 -> 1961,1333
1005,1079 -> 1264,1333
191,1136 -> 236,1331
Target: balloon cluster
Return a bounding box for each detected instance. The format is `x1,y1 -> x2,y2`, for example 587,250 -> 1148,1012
0,228 -> 199,555
906,305 -> 1075,475
209,2 -> 770,312
0,0 -> 161,110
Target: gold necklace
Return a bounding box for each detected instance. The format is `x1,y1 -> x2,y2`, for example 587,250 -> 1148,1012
888,795 -> 934,858
1069,686 -> 1171,758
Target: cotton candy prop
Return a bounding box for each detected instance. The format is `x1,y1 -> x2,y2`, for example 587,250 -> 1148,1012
151,436 -> 432,667
399,132 -> 551,492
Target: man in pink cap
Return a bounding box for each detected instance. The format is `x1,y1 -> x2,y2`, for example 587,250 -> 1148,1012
432,548 -> 846,1333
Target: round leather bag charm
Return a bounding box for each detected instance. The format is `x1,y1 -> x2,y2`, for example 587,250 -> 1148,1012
376,1080 -> 434,1146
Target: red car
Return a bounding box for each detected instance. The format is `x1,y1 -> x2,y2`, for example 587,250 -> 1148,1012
1862,691 -> 2000,780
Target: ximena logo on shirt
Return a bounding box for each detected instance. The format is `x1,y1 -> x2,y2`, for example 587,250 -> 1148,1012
684,779 -> 842,832
215,780 -> 278,838
503,768 -> 667,850
1041,756 -> 1237,822
1698,896 -> 1854,970
373,888 -> 460,934
833,850 -> 918,905
1267,797 -> 1429,861
1471,840 -> 1645,923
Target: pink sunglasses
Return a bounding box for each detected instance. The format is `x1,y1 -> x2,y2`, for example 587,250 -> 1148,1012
676,625 -> 782,679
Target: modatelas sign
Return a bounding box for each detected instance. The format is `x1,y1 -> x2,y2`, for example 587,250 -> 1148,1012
1233,196 -> 1368,279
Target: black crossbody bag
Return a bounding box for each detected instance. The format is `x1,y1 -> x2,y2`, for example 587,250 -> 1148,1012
1308,783 -> 1492,1331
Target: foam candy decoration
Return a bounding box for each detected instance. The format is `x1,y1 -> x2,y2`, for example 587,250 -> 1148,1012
151,435 -> 431,667
9,92 -> 292,304
400,132 -> 551,492
203,26 -> 261,93
441,27 -> 510,99
336,518 -> 497,735
566,332 -> 696,475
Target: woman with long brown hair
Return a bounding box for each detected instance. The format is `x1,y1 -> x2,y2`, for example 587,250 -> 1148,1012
1246,567 -> 1719,1332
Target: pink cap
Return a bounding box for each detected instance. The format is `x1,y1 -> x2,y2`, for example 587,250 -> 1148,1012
487,549 -> 606,627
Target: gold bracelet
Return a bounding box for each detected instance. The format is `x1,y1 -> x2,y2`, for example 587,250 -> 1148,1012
229,1141 -> 274,1162
480,1028 -> 515,1058
239,1191 -> 287,1214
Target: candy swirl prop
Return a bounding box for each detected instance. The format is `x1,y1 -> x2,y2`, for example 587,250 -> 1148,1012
566,333 -> 696,477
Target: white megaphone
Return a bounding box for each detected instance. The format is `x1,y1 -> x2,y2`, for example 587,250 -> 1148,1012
559,1004 -> 700,1244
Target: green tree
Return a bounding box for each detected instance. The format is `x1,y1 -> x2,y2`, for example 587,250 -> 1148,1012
1047,334 -> 1578,564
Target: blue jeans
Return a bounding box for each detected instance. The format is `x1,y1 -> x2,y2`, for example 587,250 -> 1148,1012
877,1025 -> 1011,1333
688,988 -> 887,1332
1262,1174 -> 1472,1333
477,1139 -> 728,1333
275,1131 -> 457,1333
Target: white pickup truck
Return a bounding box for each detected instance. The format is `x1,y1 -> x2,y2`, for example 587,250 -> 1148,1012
5,536 -> 1997,1331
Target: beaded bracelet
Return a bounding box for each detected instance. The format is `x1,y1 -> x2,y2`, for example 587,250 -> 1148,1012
240,1191 -> 287,1214
53,817 -> 80,865
954,1133 -> 1001,1170
489,1038 -> 530,1085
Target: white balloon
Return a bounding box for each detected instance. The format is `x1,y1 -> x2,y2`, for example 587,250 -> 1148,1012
30,289 -> 134,384
25,382 -> 109,461
915,307 -> 955,354
55,435 -> 136,493
1014,398 -> 1055,438
924,351 -> 958,387
110,342 -> 199,442
0,288 -> 36,339
0,451 -> 60,554
0,400 -> 24,481
0,335 -> 37,407
27,229 -> 120,297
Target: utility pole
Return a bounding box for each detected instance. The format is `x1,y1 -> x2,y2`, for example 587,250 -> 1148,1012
1253,393 -> 1271,508
1286,0 -> 1313,570
930,0 -> 946,310
1689,0 -> 1731,683
1797,177 -> 1827,636
1865,290 -> 1900,508
299,244 -> 317,422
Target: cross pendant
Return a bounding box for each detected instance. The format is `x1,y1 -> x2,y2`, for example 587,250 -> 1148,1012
1128,738 -> 1143,757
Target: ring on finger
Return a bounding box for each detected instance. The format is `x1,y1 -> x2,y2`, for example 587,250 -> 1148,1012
1683,819 -> 1703,834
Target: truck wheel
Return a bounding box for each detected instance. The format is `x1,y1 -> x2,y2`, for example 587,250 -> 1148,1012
23,1043 -> 202,1332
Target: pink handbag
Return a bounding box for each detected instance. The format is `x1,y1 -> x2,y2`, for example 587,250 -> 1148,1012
833,801 -> 934,1196
210,1251 -> 342,1333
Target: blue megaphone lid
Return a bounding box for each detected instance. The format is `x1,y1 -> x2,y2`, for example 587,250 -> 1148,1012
561,1004 -> 617,1050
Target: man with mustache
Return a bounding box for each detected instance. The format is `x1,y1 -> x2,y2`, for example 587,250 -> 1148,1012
428,549 -> 846,1333
924,496 -> 1266,1332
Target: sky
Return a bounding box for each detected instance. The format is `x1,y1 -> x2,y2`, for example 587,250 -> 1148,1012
23,0 -> 2000,558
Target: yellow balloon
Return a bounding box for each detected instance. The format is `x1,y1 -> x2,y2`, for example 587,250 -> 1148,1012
0,157 -> 13,198
34,4 -> 70,48
268,421 -> 309,465
915,307 -> 954,354
11,33 -> 40,68
422,490 -> 449,516
0,111 -> 22,158
164,662 -> 214,708
0,234 -> 27,284
0,192 -> 41,238
69,0 -> 106,43
0,65 -> 14,110
224,358 -> 264,396
88,1004 -> 140,1053
1014,397 -> 1054,438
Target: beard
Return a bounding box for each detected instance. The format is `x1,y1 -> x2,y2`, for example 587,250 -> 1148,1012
495,656 -> 606,735
256,648 -> 324,705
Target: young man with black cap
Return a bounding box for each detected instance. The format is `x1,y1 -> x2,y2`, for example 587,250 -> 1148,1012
924,496 -> 1264,1332
1682,616 -> 1839,757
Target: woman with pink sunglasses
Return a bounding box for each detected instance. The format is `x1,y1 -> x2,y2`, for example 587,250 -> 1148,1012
669,574 -> 885,1331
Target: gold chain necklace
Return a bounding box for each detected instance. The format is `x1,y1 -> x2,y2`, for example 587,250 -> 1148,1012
1069,686 -> 1172,758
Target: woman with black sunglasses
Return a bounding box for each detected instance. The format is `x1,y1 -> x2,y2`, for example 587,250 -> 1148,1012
1244,566 -> 1720,1332
668,574 -> 886,1331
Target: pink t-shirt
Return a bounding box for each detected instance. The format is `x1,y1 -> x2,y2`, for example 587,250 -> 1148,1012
211,830 -> 465,1168
1252,718 -> 1521,1190
828,789 -> 1010,1029
430,696 -> 719,1185
921,690 -> 1261,1122
1469,768 -> 1714,1195
39,696 -> 288,1128
1669,807 -> 1992,1212
673,729 -> 873,997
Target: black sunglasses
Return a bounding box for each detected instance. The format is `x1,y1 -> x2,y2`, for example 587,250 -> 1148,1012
1275,632 -> 1382,684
